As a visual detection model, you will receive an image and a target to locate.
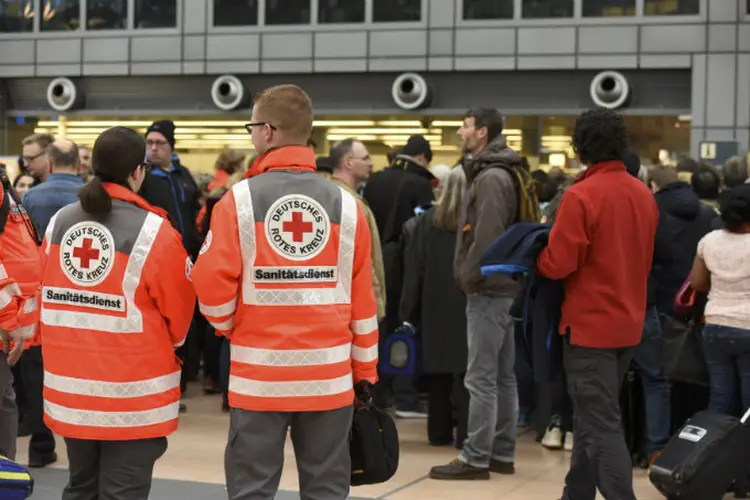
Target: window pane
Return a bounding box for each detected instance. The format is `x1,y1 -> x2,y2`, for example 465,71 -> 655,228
644,0 -> 699,15
213,0 -> 258,26
463,0 -> 513,20
522,0 -> 574,18
373,0 -> 421,22
0,0 -> 34,32
318,0 -> 364,23
87,0 -> 127,30
582,0 -> 635,17
135,0 -> 176,28
40,0 -> 81,31
265,0 -> 310,25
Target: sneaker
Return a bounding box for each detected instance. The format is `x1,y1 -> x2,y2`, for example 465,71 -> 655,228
542,425 -> 563,450
489,459 -> 515,474
563,431 -> 574,451
394,409 -> 428,419
429,458 -> 490,480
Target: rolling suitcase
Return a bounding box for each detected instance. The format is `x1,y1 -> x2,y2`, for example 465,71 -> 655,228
649,407 -> 750,500
0,455 -> 33,500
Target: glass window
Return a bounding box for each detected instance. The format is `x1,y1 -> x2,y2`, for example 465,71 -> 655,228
213,0 -> 258,26
40,0 -> 80,31
582,0 -> 635,16
522,0 -> 574,18
463,0 -> 513,20
0,0 -> 33,32
265,0 -> 310,25
373,0 -> 421,22
135,0 -> 176,28
87,0 -> 126,29
318,0 -> 364,23
644,0 -> 699,15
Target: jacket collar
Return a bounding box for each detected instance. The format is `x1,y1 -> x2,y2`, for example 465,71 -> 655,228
244,146 -> 316,179
574,160 -> 626,184
102,182 -> 170,220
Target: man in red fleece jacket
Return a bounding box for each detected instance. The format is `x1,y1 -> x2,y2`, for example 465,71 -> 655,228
536,109 -> 658,500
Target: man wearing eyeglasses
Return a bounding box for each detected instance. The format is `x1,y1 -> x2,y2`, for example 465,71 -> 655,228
138,120 -> 202,413
21,133 -> 53,185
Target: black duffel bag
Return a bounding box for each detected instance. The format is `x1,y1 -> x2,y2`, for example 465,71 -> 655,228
350,384 -> 399,486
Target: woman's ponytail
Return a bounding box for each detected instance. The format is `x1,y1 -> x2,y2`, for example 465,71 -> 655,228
78,177 -> 112,218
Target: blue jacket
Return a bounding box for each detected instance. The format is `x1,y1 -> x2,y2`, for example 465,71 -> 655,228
480,222 -> 564,384
22,173 -> 84,235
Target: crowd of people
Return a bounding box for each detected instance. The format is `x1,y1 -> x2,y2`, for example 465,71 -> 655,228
0,84 -> 750,499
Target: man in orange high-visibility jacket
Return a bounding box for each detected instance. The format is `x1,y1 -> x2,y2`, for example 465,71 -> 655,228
0,168 -> 43,462
192,84 -> 379,500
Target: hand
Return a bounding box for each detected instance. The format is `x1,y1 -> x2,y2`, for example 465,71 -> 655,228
2,329 -> 24,366
354,380 -> 374,408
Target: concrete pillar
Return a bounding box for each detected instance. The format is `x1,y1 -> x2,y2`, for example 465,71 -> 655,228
690,0 -> 748,158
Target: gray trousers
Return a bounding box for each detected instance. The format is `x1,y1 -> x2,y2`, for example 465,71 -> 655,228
562,341 -> 636,500
226,406 -> 353,500
459,294 -> 518,467
63,437 -> 167,500
0,351 -> 18,460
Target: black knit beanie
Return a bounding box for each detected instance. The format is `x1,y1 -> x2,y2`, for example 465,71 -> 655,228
146,120 -> 176,149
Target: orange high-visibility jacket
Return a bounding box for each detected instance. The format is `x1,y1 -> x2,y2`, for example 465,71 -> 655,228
39,183 -> 196,441
192,146 -> 379,413
0,182 -> 42,344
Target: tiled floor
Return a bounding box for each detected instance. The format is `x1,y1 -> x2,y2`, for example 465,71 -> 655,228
16,386 -> 669,500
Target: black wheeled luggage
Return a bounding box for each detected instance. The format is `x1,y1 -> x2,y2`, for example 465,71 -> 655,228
649,408 -> 750,500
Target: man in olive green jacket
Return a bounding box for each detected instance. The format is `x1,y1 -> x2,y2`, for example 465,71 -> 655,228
328,140 -> 386,319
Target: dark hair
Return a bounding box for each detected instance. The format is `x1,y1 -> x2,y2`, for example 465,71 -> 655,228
12,172 -> 33,188
329,138 -> 356,171
676,156 -> 699,174
531,170 -> 558,203
571,108 -> 629,166
465,108 -> 504,143
79,127 -> 146,218
691,163 -> 721,200
723,155 -> 748,189
647,164 -> 679,189
720,184 -> 750,231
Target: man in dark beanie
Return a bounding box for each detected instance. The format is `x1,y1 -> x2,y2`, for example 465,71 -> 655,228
139,119 -> 202,413
361,134 -> 437,417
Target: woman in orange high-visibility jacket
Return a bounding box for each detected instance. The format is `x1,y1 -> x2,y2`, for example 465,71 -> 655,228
38,127 -> 196,500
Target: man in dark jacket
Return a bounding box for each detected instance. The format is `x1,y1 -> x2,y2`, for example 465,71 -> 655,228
537,109 -> 658,500
638,166 -> 718,464
362,135 -> 435,417
139,120 -> 201,260
138,120 -> 201,412
431,108 -> 534,480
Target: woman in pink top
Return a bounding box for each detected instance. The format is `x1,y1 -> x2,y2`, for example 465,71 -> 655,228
692,184 -> 750,415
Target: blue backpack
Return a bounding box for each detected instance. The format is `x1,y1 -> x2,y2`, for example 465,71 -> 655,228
0,455 -> 33,499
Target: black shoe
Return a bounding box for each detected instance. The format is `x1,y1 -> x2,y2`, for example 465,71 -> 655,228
179,403 -> 187,413
28,451 -> 57,468
489,459 -> 515,474
429,459 -> 490,480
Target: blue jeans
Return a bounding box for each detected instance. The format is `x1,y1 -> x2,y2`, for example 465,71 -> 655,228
632,306 -> 671,454
703,324 -> 750,415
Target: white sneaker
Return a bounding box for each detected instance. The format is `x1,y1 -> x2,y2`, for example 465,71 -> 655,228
394,409 -> 428,419
564,431 -> 574,451
542,425 -> 563,449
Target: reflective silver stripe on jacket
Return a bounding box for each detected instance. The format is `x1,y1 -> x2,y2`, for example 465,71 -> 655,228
41,212 -> 162,333
44,370 -> 181,398
234,182 -> 358,306
45,400 -> 180,428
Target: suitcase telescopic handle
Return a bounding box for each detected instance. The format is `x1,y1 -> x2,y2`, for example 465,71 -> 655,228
741,407 -> 750,424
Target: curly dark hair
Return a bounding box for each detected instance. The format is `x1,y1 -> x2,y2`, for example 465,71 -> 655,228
571,108 -> 629,166
720,184 -> 750,231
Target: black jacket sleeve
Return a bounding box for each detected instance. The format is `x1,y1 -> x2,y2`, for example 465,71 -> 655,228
399,215 -> 427,327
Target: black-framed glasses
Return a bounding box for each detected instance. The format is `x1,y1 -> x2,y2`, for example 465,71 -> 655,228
244,122 -> 277,135
22,151 -> 45,163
